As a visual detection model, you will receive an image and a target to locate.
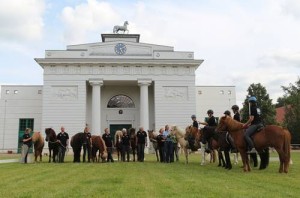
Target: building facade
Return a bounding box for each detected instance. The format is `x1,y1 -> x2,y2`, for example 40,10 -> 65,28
0,33 -> 236,153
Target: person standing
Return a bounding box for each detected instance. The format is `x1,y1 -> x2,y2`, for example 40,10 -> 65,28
163,125 -> 173,163
102,128 -> 114,162
136,126 -> 147,162
121,128 -> 130,162
156,128 -> 165,163
21,128 -> 32,163
57,126 -> 69,163
243,96 -> 263,153
83,126 -> 92,162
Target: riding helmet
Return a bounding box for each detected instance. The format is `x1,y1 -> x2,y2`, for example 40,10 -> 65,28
248,96 -> 257,102
207,109 -> 214,114
191,114 -> 196,119
231,105 -> 239,111
224,110 -> 231,116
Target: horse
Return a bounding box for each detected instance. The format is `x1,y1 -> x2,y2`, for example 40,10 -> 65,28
216,115 -> 291,173
70,132 -> 86,163
114,130 -> 123,161
31,132 -> 44,162
91,135 -> 108,162
129,128 -> 137,162
113,21 -> 129,34
185,125 -> 216,165
45,128 -> 59,163
148,130 -> 159,162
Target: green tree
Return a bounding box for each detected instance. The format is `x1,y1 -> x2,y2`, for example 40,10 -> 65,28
281,78 -> 300,144
241,83 -> 276,125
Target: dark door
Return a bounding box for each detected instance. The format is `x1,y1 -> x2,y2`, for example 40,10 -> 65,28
18,119 -> 34,153
110,124 -> 132,144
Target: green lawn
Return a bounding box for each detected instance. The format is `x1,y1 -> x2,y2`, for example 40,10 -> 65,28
0,151 -> 299,198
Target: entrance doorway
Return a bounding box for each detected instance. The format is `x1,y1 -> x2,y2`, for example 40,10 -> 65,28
109,124 -> 132,144
18,118 -> 34,153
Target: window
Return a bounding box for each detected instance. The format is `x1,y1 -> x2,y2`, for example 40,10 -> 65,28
6,90 -> 9,94
107,95 -> 135,108
38,90 -> 42,94
198,90 -> 202,95
14,90 -> 18,94
219,90 -> 224,94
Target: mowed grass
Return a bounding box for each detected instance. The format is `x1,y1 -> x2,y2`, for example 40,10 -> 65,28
0,151 -> 299,198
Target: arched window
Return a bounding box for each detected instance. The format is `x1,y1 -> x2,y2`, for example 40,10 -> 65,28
107,95 -> 135,108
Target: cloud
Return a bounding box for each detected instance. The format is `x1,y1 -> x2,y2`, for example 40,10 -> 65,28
0,0 -> 45,43
60,0 -> 120,44
281,0 -> 300,19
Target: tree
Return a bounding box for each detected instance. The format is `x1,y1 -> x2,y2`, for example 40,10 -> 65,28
281,78 -> 300,144
241,83 -> 276,125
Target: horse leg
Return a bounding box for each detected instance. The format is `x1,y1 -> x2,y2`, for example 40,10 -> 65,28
200,143 -> 206,165
184,147 -> 188,164
224,150 -> 232,170
49,149 -> 52,163
240,150 -> 250,172
155,149 -> 159,162
233,152 -> 238,165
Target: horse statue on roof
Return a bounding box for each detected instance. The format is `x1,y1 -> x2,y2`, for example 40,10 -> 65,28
113,21 -> 129,34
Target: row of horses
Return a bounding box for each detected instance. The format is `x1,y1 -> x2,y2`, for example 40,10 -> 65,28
31,116 -> 291,173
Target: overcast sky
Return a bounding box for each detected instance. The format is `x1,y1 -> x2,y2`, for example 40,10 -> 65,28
0,0 -> 299,106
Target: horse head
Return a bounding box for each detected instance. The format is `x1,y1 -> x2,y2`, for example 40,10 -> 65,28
217,115 -> 243,132
45,128 -> 56,142
124,21 -> 129,26
129,128 -> 136,138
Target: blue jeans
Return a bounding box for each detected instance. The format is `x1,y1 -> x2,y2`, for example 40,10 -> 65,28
164,141 -> 174,163
244,123 -> 263,149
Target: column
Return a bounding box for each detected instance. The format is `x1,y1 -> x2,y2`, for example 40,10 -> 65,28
89,79 -> 103,134
138,79 -> 152,152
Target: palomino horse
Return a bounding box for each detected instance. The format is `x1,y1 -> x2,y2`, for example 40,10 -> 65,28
113,21 -> 129,34
129,128 -> 137,162
31,132 -> 44,162
217,115 -> 291,173
170,126 -> 189,164
91,135 -> 108,162
148,130 -> 159,162
45,128 -> 59,163
114,130 -> 123,161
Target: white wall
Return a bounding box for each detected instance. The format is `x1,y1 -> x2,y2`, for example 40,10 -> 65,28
0,85 -> 42,152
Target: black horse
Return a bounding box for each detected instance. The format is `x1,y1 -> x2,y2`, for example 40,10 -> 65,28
45,128 -> 59,163
129,128 -> 137,162
70,132 -> 86,163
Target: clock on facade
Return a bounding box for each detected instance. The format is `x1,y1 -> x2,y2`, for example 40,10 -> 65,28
114,43 -> 127,55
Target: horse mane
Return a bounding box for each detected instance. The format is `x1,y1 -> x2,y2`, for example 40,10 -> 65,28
171,126 -> 185,138
220,116 -> 243,131
128,128 -> 136,136
32,132 -> 43,142
114,130 -> 123,142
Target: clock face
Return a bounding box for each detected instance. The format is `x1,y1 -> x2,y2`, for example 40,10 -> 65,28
114,43 -> 127,55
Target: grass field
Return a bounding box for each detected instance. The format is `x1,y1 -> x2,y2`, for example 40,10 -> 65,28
0,151 -> 299,198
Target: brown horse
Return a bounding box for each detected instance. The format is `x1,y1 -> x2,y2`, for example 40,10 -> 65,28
31,132 -> 44,162
216,115 -> 291,173
129,128 -> 137,162
148,130 -> 159,162
185,125 -> 216,165
91,135 -> 108,162
45,128 -> 59,163
114,130 -> 123,161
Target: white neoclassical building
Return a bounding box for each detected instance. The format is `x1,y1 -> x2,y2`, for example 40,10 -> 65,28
0,33 -> 236,153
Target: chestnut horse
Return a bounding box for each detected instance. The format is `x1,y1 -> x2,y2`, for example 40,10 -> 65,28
31,132 -> 44,162
185,126 -> 216,165
129,128 -> 137,162
216,115 -> 291,173
148,130 -> 159,162
45,128 -> 59,163
91,135 -> 108,162
114,130 -> 123,161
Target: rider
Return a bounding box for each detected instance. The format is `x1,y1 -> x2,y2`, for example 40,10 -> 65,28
191,115 -> 199,129
224,110 -> 231,117
223,110 -> 237,153
199,109 -> 217,152
243,96 -> 263,153
231,105 -> 241,122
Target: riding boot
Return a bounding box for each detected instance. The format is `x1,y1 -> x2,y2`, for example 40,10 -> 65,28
200,143 -> 206,165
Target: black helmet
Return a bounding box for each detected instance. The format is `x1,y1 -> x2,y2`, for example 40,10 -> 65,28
224,110 -> 231,116
207,109 -> 214,114
231,105 -> 239,111
191,114 -> 196,119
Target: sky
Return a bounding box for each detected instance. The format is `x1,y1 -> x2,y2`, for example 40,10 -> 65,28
0,0 -> 299,107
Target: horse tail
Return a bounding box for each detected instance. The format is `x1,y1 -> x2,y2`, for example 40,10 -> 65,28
283,129 -> 291,163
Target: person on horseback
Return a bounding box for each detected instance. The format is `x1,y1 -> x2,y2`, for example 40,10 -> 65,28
231,105 -> 241,122
243,96 -> 263,154
191,115 -> 199,129
224,110 -> 231,117
199,109 -> 217,153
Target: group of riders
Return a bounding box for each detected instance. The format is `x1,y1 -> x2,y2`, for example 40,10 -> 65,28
191,96 -> 262,154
